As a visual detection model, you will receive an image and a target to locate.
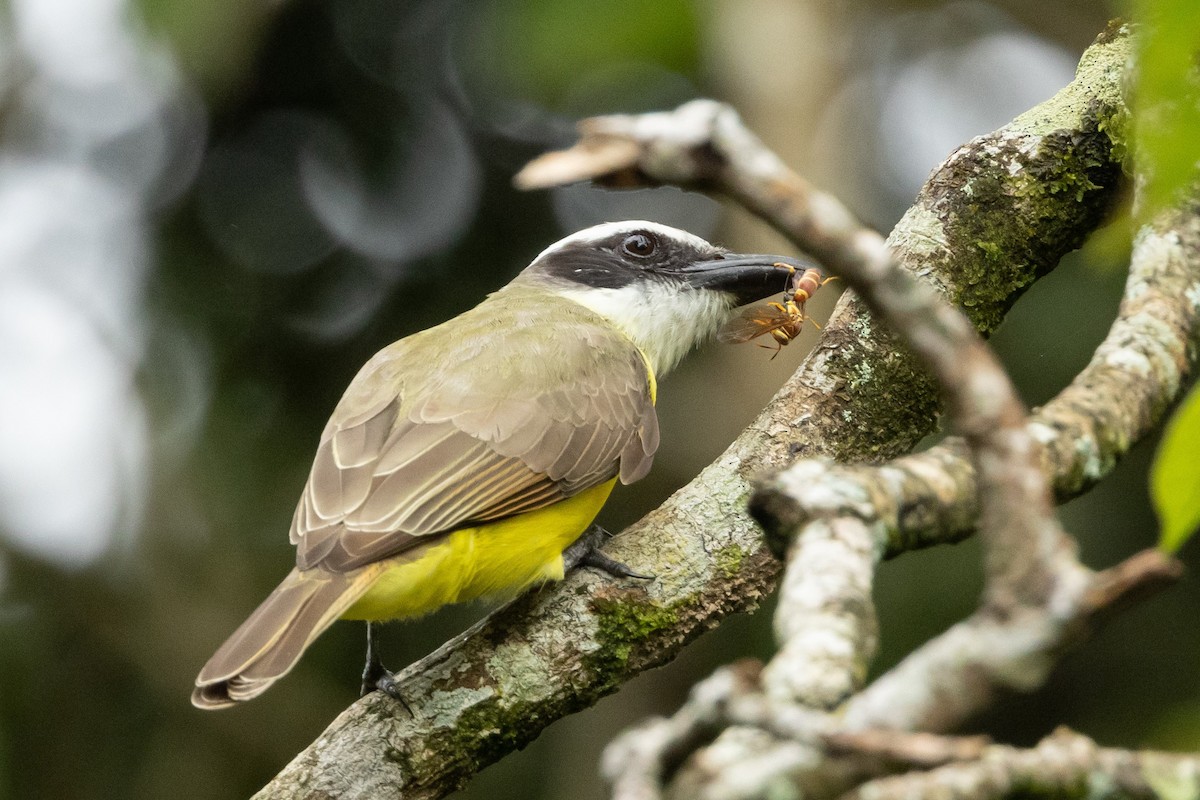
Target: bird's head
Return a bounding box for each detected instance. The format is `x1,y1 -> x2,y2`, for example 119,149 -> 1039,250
514,221 -> 806,375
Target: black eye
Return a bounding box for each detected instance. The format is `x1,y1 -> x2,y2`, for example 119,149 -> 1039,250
621,232 -> 657,258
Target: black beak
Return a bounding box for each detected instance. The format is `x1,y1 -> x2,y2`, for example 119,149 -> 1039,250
679,254 -> 811,307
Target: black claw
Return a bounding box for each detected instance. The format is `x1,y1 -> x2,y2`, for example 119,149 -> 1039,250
580,548 -> 656,580
563,524 -> 656,581
375,674 -> 413,715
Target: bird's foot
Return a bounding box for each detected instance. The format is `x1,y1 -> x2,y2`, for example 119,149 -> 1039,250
563,524 -> 655,581
361,622 -> 412,714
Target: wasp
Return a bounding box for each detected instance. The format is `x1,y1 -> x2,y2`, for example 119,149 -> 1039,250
718,265 -> 836,359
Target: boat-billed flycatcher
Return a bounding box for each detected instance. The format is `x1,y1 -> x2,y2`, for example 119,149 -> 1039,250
193,221 -> 803,709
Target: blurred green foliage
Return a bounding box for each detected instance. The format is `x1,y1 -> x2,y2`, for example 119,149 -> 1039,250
5,2 -> 1200,800
1135,0 -> 1200,557
137,0 -> 277,100
468,0 -> 699,107
1133,0 -> 1200,217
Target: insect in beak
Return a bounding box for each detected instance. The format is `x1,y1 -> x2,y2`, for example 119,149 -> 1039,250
717,266 -> 838,358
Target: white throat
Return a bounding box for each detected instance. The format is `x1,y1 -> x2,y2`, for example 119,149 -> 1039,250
557,283 -> 736,376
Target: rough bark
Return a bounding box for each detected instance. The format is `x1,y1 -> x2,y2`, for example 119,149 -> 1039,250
754,195 -> 1200,558
602,24 -> 1196,800
256,23 -> 1134,800
842,728 -> 1200,800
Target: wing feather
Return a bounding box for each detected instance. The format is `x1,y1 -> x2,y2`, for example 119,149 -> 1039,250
373,420 -> 459,475
331,397 -> 397,468
475,480 -> 565,521
291,287 -> 658,573
554,423 -> 608,481
410,460 -> 545,533
389,451 -> 521,532
352,436 -> 494,528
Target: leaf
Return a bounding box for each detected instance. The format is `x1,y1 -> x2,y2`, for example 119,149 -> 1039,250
1134,0 -> 1200,217
1152,382 -> 1200,552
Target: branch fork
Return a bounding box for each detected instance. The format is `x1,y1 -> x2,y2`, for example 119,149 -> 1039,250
254,22 -> 1200,800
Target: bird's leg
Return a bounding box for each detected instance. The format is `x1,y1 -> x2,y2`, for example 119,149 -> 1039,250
360,622 -> 412,714
360,620 -> 392,695
562,523 -> 655,580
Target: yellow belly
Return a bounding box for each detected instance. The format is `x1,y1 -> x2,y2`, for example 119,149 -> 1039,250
342,478 -> 617,621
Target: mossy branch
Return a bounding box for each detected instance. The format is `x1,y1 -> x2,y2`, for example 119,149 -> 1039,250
256,24 -> 1132,800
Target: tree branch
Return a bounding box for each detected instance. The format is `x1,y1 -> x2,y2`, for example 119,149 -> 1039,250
256,24 -> 1132,800
837,548 -> 1180,734
595,22 -> 1194,799
754,193 -> 1200,558
744,186 -> 1200,727
596,24 -> 1200,800
840,728 -> 1200,800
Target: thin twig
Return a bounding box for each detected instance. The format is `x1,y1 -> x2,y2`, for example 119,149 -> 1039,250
823,730 -> 993,769
839,548 -> 1179,733
841,728 -> 1200,800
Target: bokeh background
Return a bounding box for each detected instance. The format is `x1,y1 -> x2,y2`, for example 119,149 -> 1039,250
0,1 -> 1191,799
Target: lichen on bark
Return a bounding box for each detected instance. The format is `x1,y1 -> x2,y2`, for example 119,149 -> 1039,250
254,25 -> 1137,800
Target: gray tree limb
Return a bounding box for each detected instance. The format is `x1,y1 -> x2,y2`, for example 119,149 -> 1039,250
754,195 -> 1200,558
601,23 -> 1198,800
841,727 -> 1200,800
256,23 -> 1135,800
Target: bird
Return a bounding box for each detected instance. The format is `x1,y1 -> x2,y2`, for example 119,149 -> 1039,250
192,220 -> 803,709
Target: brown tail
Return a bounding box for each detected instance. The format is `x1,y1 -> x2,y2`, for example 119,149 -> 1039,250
192,566 -> 377,709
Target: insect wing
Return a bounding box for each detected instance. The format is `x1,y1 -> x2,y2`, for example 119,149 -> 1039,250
718,303 -> 796,344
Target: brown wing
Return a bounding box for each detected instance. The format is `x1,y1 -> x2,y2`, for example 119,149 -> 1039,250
290,287 -> 658,572
717,302 -> 793,344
